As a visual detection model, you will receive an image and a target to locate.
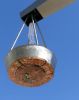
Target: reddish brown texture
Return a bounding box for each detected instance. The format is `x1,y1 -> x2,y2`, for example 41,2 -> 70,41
8,57 -> 54,87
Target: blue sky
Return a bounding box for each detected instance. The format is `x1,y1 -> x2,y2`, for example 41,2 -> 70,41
0,0 -> 79,100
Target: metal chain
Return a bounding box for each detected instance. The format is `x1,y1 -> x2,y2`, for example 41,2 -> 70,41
11,18 -> 27,50
10,16 -> 46,50
36,22 -> 47,47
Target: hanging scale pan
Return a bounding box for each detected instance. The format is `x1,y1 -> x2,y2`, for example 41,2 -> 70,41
5,0 -> 74,87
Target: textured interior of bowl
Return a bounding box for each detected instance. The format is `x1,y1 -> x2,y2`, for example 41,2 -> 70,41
8,57 -> 54,87
6,45 -> 55,87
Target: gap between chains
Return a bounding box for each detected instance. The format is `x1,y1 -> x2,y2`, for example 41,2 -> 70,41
32,17 -> 39,45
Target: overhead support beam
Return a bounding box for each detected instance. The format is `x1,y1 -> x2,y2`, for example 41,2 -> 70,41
20,0 -> 74,26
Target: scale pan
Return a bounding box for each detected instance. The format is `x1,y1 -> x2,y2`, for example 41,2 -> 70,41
6,45 -> 55,87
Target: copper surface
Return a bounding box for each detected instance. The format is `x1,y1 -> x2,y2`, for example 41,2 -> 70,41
8,57 -> 54,87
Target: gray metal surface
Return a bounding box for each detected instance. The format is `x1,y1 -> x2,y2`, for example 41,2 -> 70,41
20,0 -> 46,18
20,0 -> 74,22
37,0 -> 74,17
6,45 -> 54,69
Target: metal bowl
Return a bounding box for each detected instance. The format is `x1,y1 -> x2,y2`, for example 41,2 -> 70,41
6,45 -> 55,87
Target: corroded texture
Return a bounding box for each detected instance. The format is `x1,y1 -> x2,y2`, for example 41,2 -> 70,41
8,57 -> 54,87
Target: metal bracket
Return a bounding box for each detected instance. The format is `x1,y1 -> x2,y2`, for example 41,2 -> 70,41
20,0 -> 74,26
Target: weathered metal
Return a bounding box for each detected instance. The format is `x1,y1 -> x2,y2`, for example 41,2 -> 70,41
6,45 -> 55,87
20,0 -> 74,25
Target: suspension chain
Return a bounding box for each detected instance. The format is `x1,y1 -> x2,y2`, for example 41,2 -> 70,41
11,18 -> 27,50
